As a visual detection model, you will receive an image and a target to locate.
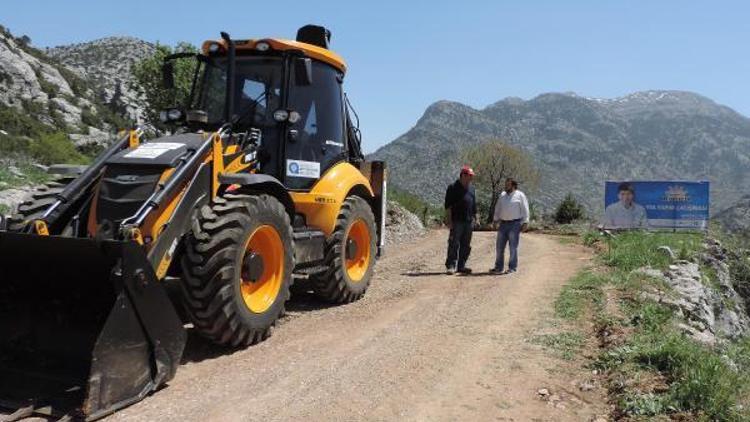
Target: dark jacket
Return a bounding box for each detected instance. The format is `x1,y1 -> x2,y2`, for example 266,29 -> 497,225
444,180 -> 476,222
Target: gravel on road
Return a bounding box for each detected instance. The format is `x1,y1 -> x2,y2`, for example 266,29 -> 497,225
5,231 -> 607,421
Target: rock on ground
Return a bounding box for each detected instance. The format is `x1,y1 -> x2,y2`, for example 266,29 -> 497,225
0,188 -> 32,214
384,200 -> 425,245
635,239 -> 750,345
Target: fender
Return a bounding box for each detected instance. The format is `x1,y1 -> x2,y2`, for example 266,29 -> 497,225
219,173 -> 295,218
290,162 -> 374,236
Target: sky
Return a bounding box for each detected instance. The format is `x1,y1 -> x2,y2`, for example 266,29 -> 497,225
3,1 -> 749,153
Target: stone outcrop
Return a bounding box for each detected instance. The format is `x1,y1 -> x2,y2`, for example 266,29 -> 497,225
0,29 -> 96,130
636,239 -> 750,345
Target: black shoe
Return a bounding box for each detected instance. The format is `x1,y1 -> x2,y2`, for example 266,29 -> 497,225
489,268 -> 504,274
457,267 -> 472,274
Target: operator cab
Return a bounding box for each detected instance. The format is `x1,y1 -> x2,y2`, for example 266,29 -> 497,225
163,25 -> 362,190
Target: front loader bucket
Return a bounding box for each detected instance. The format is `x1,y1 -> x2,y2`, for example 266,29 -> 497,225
0,233 -> 186,420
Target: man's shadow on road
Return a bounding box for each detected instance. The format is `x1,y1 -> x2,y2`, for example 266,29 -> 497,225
402,271 -> 496,277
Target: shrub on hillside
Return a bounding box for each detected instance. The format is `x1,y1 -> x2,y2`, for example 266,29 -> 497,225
554,193 -> 585,224
28,132 -> 88,165
131,42 -> 197,129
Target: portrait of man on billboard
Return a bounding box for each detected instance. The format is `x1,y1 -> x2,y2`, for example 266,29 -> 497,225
603,183 -> 648,229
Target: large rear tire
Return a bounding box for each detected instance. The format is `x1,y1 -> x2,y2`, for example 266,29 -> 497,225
7,178 -> 74,232
312,196 -> 377,303
180,193 -> 294,347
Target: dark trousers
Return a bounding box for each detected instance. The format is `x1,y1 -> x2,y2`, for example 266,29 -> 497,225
495,220 -> 522,271
445,220 -> 473,270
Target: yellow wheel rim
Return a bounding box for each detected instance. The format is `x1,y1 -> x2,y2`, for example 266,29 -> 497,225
240,225 -> 284,314
345,219 -> 371,282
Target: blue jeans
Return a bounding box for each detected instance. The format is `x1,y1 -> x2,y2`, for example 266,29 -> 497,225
494,220 -> 522,271
445,220 -> 473,270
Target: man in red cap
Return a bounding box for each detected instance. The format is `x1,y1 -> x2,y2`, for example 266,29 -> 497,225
443,165 -> 477,274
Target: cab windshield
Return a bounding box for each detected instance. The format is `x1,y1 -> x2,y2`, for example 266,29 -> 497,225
192,56 -> 283,129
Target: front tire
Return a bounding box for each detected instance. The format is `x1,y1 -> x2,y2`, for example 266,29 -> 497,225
181,193 -> 294,347
7,178 -> 75,232
312,196 -> 377,303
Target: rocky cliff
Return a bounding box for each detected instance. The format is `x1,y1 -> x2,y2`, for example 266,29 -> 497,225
0,27 -> 95,131
46,36 -> 155,125
715,197 -> 750,235
0,26 -> 130,146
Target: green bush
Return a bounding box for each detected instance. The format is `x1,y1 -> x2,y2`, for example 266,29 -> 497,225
582,230 -> 601,247
131,42 -> 198,129
55,64 -> 89,97
603,232 -> 702,271
621,392 -> 669,416
28,132 -> 88,165
630,302 -> 673,333
80,107 -> 102,128
635,333 -> 744,420
554,193 -> 585,224
38,77 -> 59,98
389,187 -> 442,226
96,105 -> 130,132
554,271 -> 608,320
0,103 -> 51,138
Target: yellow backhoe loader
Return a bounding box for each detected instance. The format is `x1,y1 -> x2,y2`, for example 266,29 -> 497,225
0,25 -> 386,421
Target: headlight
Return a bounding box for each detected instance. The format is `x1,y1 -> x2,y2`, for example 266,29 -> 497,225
167,109 -> 182,120
159,108 -> 183,123
273,109 -> 289,122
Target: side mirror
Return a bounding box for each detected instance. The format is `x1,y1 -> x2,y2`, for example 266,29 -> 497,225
162,61 -> 175,89
294,57 -> 312,86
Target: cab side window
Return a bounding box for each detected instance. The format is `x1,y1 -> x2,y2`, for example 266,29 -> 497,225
285,62 -> 345,190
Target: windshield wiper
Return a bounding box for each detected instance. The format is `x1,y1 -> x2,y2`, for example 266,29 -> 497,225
232,91 -> 270,127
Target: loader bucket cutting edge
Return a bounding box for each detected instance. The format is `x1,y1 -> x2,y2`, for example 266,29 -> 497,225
0,232 -> 186,420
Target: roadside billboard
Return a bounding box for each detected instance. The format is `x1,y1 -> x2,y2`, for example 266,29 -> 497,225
603,181 -> 709,231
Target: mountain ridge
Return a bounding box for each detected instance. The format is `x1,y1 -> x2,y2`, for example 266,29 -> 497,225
370,90 -> 750,215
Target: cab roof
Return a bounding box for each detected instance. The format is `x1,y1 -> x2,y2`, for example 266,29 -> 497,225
201,38 -> 347,73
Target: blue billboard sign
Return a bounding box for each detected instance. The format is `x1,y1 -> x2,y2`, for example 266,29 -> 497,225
603,181 -> 709,231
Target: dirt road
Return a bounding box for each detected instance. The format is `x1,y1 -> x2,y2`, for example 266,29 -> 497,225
11,231 -> 609,421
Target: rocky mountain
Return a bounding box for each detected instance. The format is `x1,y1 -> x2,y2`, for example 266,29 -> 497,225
370,91 -> 750,215
0,27 -> 95,132
0,26 -> 138,147
46,36 -> 155,125
714,197 -> 750,234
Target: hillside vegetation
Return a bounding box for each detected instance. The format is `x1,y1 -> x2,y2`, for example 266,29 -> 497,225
555,229 -> 750,420
0,25 -> 156,174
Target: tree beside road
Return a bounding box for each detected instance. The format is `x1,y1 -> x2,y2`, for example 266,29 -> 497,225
464,140 -> 540,224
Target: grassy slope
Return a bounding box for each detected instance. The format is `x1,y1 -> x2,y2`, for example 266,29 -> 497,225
555,231 -> 750,421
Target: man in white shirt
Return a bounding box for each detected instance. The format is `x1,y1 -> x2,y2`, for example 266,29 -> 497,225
603,183 -> 648,229
490,178 -> 530,274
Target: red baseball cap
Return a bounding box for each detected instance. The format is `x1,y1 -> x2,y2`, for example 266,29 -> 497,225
460,165 -> 475,176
